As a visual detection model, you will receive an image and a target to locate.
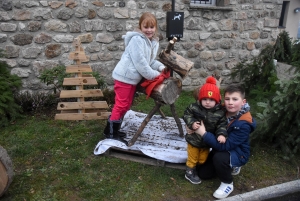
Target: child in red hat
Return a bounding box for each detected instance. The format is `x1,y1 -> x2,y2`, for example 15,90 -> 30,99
183,76 -> 227,184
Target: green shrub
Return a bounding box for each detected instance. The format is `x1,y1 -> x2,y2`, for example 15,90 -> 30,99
0,58 -> 22,127
39,65 -> 107,94
14,91 -> 58,113
102,88 -> 115,107
254,74 -> 300,160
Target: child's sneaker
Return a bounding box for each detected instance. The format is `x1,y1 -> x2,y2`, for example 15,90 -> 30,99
185,167 -> 201,184
231,167 -> 241,175
213,182 -> 234,199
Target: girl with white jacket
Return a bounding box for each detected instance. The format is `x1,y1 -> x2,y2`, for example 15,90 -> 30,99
103,12 -> 166,145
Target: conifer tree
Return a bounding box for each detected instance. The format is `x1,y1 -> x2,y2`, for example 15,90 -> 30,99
274,30 -> 293,63
231,30 -> 300,160
290,40 -> 300,71
0,58 -> 22,127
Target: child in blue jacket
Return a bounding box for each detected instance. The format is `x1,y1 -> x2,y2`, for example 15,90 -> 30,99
194,84 -> 256,199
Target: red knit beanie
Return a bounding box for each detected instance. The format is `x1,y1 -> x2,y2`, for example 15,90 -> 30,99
198,76 -> 221,103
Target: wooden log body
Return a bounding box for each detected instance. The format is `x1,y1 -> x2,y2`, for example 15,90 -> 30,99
137,77 -> 182,105
159,50 -> 194,79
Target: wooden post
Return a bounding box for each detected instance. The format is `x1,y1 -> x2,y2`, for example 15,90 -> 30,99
170,103 -> 184,137
165,37 -> 177,54
74,38 -> 85,114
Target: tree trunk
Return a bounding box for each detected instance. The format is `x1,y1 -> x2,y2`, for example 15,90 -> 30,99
137,77 -> 182,105
159,50 -> 194,79
0,146 -> 13,197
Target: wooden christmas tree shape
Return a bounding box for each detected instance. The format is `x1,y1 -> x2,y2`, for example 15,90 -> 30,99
55,37 -> 111,120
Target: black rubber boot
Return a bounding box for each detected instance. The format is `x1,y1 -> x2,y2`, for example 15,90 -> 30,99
103,120 -> 111,138
103,118 -> 128,145
111,120 -> 128,145
103,117 -> 126,138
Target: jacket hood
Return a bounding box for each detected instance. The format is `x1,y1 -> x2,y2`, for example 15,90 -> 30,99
227,111 -> 256,133
122,28 -> 159,47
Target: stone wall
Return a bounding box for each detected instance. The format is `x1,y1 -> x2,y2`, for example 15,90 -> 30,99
0,0 -> 283,92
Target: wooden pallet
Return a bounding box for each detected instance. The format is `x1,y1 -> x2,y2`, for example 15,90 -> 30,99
55,37 -> 110,120
104,147 -> 186,170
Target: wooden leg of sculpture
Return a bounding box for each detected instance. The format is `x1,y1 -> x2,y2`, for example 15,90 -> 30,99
127,101 -> 162,147
170,103 -> 184,138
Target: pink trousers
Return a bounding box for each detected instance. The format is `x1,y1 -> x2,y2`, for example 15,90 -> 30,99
110,80 -> 136,121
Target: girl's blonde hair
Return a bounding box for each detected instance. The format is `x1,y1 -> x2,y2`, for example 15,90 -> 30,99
138,12 -> 158,37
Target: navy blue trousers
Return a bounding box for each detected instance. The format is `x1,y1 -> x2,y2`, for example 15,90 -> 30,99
197,150 -> 233,184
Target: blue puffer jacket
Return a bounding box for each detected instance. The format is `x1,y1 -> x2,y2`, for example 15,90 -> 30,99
112,29 -> 165,85
202,111 -> 256,167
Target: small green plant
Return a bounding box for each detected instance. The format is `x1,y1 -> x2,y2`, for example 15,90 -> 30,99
88,71 -> 107,90
39,65 -> 107,94
102,88 -> 115,107
39,65 -> 70,94
0,55 -> 22,127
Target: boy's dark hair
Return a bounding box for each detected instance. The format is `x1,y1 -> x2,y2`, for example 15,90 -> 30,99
224,84 -> 245,99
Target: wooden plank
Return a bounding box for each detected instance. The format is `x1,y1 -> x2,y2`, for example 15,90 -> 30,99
66,65 -> 92,73
57,101 -> 109,110
69,51 -> 88,60
59,110 -> 110,115
60,89 -> 103,98
105,148 -> 186,170
63,77 -> 98,86
55,112 -> 110,120
60,109 -> 109,114
72,38 -> 81,47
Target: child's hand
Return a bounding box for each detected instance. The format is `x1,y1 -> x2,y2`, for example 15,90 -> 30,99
217,135 -> 226,143
162,67 -> 169,73
192,121 -> 201,130
185,125 -> 193,135
194,120 -> 206,136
